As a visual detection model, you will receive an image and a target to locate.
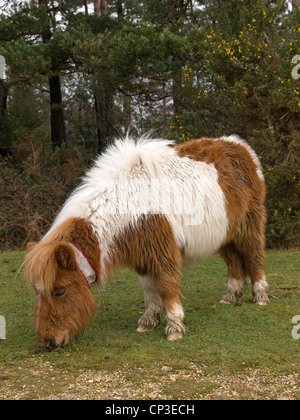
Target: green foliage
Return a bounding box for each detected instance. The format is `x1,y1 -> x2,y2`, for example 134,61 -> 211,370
0,0 -> 299,249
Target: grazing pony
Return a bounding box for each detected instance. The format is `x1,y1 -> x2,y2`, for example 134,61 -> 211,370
25,135 -> 269,351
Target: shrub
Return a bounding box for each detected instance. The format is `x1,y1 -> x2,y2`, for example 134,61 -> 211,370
0,135 -> 83,250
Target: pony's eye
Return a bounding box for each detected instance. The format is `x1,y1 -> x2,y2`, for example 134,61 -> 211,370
54,290 -> 66,297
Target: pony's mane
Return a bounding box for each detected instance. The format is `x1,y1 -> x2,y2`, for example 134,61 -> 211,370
25,241 -> 58,299
48,136 -> 175,232
83,135 -> 175,185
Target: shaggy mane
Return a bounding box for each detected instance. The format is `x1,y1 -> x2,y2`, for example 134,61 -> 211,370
25,242 -> 59,299
47,136 -> 176,237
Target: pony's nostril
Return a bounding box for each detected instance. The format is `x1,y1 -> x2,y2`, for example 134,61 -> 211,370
44,337 -> 57,351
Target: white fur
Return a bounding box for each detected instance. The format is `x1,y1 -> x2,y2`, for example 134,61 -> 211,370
138,275 -> 162,312
220,277 -> 245,304
252,276 -> 269,305
69,243 -> 96,286
252,276 -> 269,295
220,135 -> 264,181
165,302 -> 185,336
46,135 -> 229,268
227,277 -> 245,295
137,275 -> 162,331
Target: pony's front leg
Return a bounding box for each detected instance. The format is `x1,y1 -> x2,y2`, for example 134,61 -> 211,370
137,274 -> 162,332
164,300 -> 185,341
137,273 -> 185,340
155,273 -> 185,341
134,214 -> 184,340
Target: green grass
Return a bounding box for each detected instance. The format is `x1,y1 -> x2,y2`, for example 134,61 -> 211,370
0,250 -> 300,398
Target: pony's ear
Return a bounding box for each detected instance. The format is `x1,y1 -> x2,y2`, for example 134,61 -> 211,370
27,242 -> 37,251
54,242 -> 77,270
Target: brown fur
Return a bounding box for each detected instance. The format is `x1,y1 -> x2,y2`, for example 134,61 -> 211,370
175,138 -> 267,293
109,214 -> 183,312
25,218 -> 101,293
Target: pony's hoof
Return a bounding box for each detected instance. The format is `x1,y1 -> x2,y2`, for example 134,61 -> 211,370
256,300 -> 268,306
167,332 -> 183,341
137,325 -> 153,333
254,294 -> 269,306
220,299 -> 232,304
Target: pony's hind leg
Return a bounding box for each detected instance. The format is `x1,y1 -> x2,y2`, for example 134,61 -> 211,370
235,212 -> 269,306
245,245 -> 269,306
219,242 -> 246,305
137,274 -> 162,332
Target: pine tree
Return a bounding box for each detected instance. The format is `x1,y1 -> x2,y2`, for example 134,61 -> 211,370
38,0 -> 66,150
0,78 -> 8,152
292,0 -> 300,11
93,0 -> 110,154
0,0 -> 69,150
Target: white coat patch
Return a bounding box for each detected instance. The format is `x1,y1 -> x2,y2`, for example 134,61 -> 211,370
47,136 -> 229,264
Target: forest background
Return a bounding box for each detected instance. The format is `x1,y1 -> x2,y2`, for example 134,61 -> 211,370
0,0 -> 299,250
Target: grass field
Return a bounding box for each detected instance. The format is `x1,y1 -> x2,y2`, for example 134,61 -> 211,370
0,250 -> 300,400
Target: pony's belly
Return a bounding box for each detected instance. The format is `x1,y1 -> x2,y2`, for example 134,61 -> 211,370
167,207 -> 229,261
182,223 -> 228,260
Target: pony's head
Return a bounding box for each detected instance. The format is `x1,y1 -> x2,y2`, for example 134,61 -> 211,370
25,240 -> 97,351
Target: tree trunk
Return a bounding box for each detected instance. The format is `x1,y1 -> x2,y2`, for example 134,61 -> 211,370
0,80 -> 7,118
49,75 -> 66,149
83,0 -> 89,15
94,0 -> 108,15
116,0 -> 123,19
39,0 -> 66,150
292,0 -> 300,11
94,0 -> 109,155
0,79 -> 8,149
95,93 -> 109,154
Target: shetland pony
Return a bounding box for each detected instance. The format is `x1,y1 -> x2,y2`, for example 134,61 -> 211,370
25,135 -> 269,350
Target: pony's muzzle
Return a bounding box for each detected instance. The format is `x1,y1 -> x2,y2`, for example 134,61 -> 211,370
44,337 -> 65,352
